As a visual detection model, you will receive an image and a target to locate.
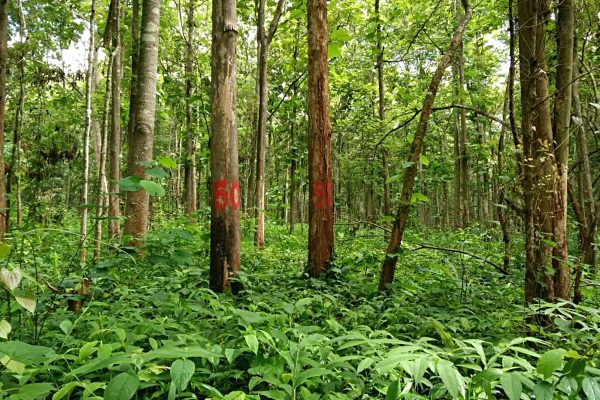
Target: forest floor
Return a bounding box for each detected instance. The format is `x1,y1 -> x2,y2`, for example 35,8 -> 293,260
1,218 -> 599,399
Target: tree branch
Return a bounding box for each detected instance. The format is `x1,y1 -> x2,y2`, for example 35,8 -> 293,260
413,244 -> 509,275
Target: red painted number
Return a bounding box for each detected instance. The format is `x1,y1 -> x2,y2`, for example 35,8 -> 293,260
314,181 -> 333,209
212,179 -> 240,212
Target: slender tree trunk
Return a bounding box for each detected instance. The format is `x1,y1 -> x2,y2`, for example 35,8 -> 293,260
10,0 -> 26,228
109,0 -> 122,239
95,57 -> 113,262
307,0 -> 334,277
253,0 -> 286,247
498,84 -> 511,271
183,0 -> 197,216
551,0 -> 574,300
124,0 -> 160,242
0,0 -> 7,237
210,0 -> 241,293
288,33 -> 299,234
375,0 -> 391,222
379,0 -> 472,290
125,0 -> 140,217
80,0 -> 96,264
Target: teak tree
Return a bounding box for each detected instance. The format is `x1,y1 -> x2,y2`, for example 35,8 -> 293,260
183,0 -> 197,216
124,0 -> 160,242
307,0 -> 334,278
209,0 -> 241,293
518,0 -> 573,303
253,0 -> 286,248
379,0 -> 472,291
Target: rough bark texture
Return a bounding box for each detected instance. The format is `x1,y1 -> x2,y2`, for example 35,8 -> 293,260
307,0 -> 334,278
80,0 -> 96,264
183,0 -> 197,216
519,0 -> 571,304
379,0 -> 472,291
210,0 -> 241,293
109,0 -> 122,239
124,0 -> 160,242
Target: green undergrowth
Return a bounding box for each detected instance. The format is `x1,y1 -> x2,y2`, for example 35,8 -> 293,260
0,219 -> 599,399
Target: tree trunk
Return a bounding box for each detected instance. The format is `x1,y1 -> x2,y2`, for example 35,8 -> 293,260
183,0 -> 197,216
519,0 -> 572,304
379,0 -> 472,291
79,0 -> 96,264
126,0 -> 140,181
0,0 -> 7,238
307,0 -> 334,278
124,0 -> 160,242
210,0 -> 241,293
95,56 -> 113,262
109,0 -> 122,239
254,0 -> 286,248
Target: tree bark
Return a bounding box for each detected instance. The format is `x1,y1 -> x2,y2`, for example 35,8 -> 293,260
183,0 -> 197,216
307,0 -> 334,278
79,0 -> 96,264
254,0 -> 286,248
379,0 -> 472,291
109,0 -> 122,239
124,0 -> 160,242
519,0 -> 572,303
0,0 -> 7,238
210,0 -> 241,293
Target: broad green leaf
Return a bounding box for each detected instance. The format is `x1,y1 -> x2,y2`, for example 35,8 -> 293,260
146,167 -> 169,178
328,43 -> 342,58
357,357 -> 374,373
104,372 -> 139,400
158,156 -> 177,169
52,381 -> 81,400
0,267 -> 22,290
11,383 -> 54,399
295,367 -> 334,386
15,292 -> 37,313
533,381 -> 554,400
419,155 -> 429,166
537,349 -> 566,379
0,243 -> 11,258
59,320 -> 73,335
0,320 -> 10,339
0,341 -> 54,364
139,180 -> 165,197
437,361 -> 463,399
170,358 -> 195,391
1,355 -> 25,374
244,334 -> 259,354
500,372 -> 522,400
431,319 -> 454,348
116,176 -> 142,192
144,345 -> 222,361
386,379 -> 400,400
583,378 -> 600,399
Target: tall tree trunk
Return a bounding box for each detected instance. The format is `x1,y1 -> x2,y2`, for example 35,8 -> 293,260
109,0 -> 122,239
0,0 -> 7,238
124,0 -> 140,217
9,0 -> 26,228
210,0 -> 241,293
375,0 -> 391,222
307,0 -> 334,278
183,0 -> 197,216
254,0 -> 286,248
379,0 -> 472,291
457,1 -> 469,228
551,0 -> 574,300
288,33 -> 299,234
519,0 -> 572,303
498,84 -> 511,271
80,0 -> 96,264
124,0 -> 160,242
95,57 -> 113,262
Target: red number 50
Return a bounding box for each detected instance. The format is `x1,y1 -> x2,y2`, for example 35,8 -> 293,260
213,179 -> 240,212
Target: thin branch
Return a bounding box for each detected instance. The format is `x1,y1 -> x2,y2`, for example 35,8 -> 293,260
267,71 -> 307,121
413,244 -> 509,275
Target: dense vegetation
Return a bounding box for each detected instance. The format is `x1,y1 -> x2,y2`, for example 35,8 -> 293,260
0,0 -> 599,399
